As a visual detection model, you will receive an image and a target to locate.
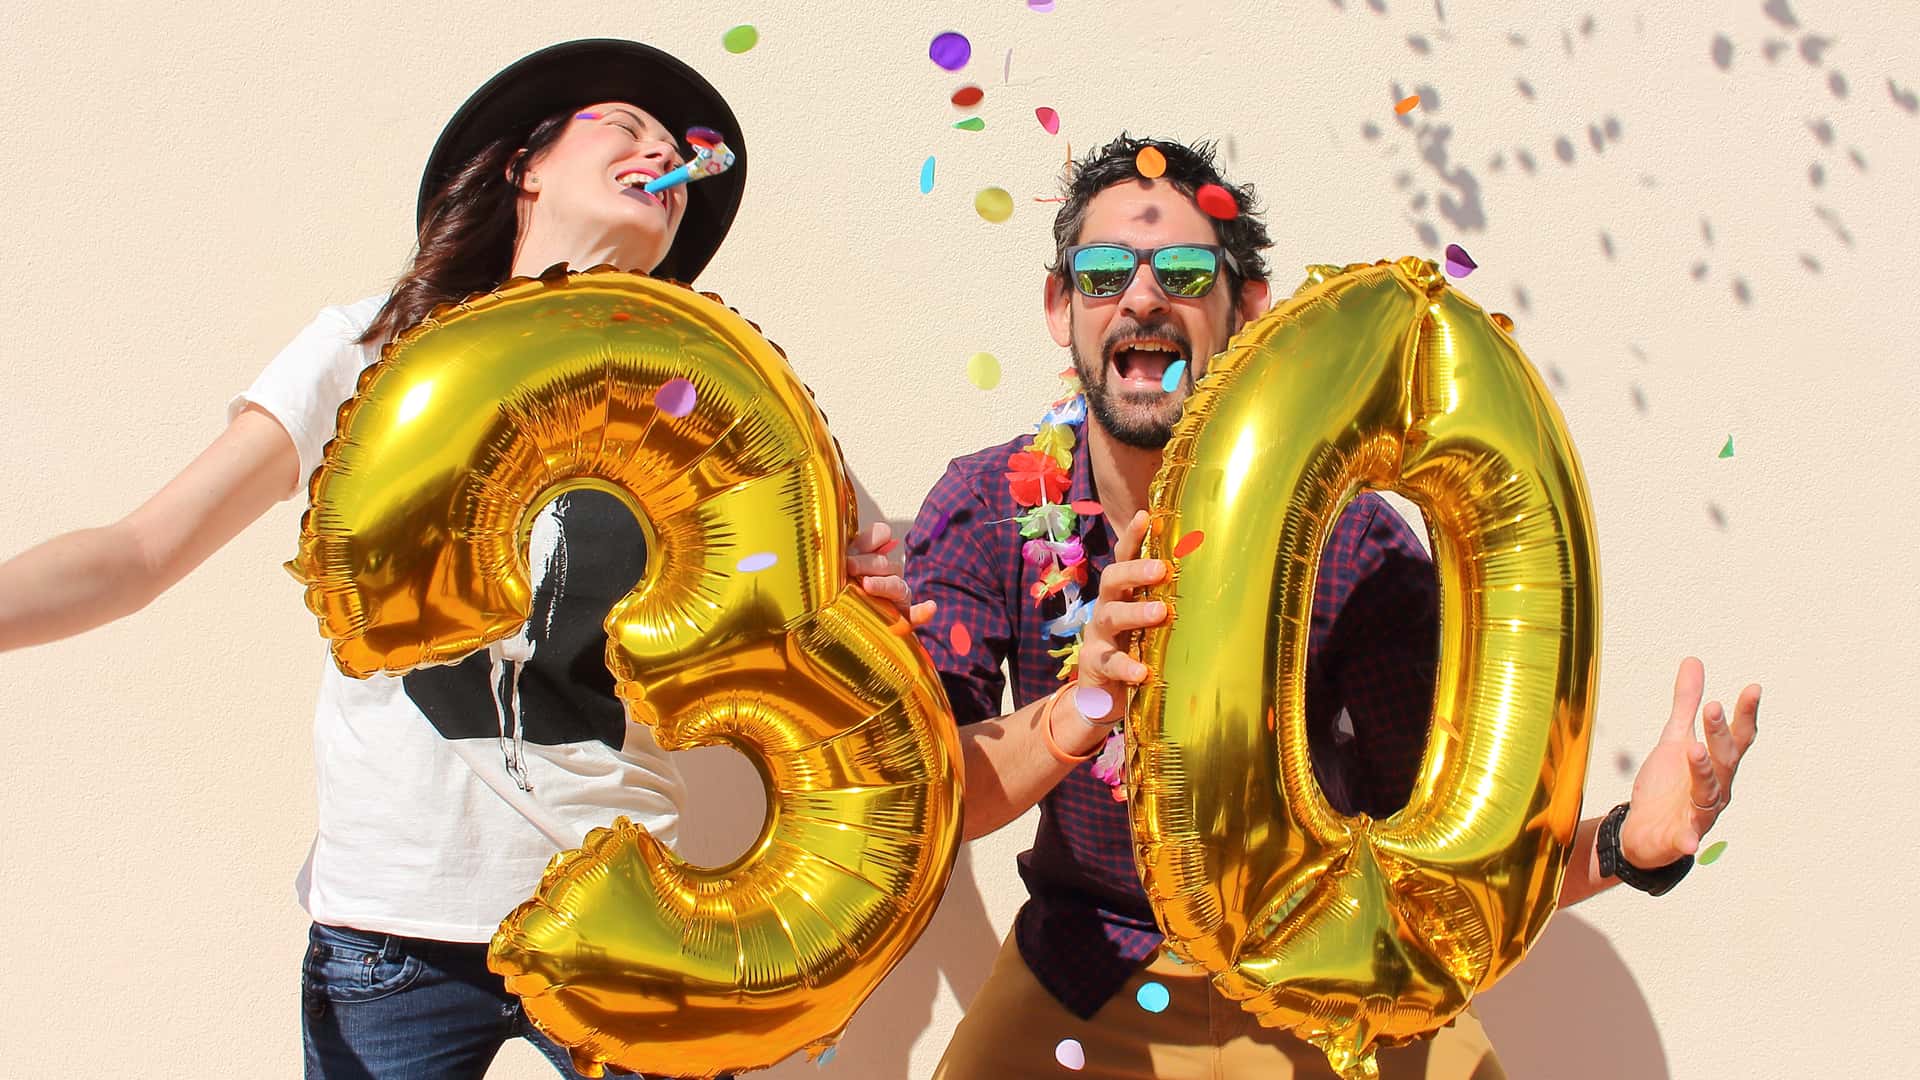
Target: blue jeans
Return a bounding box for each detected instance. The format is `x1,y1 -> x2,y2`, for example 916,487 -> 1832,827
302,922 -> 729,1079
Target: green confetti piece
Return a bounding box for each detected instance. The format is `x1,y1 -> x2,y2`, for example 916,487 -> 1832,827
722,25 -> 759,54
1699,840 -> 1729,865
954,116 -> 986,131
1718,436 -> 1734,459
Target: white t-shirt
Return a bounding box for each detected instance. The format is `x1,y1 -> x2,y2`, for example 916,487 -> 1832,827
233,296 -> 684,942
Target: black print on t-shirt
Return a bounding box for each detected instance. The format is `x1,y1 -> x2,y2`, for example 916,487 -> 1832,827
402,491 -> 646,750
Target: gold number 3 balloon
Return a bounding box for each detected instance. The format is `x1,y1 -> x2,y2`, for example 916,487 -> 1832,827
1130,257 -> 1599,1079
289,268 -> 963,1079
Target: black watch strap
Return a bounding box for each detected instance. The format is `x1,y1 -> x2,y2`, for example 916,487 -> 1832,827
1596,802 -> 1693,896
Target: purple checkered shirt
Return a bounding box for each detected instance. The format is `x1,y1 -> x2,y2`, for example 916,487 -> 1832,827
904,425 -> 1439,1020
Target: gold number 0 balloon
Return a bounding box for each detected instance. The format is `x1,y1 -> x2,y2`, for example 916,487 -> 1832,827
289,268 -> 963,1079
1130,257 -> 1599,1079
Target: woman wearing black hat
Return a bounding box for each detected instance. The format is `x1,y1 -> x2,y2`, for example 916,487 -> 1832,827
0,39 -> 916,1079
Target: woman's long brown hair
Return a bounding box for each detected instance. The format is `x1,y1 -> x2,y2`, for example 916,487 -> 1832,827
359,110 -> 574,345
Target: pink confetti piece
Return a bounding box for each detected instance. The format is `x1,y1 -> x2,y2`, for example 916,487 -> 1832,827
1029,0 -> 1056,11
1036,106 -> 1061,135
1070,500 -> 1102,516
1073,686 -> 1113,719
736,551 -> 778,573
929,31 -> 971,71
656,377 -> 698,418
1054,1039 -> 1086,1070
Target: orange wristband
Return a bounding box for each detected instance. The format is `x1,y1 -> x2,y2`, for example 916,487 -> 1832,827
1040,682 -> 1098,765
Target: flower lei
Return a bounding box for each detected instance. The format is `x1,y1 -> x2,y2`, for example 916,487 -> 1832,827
1006,373 -> 1129,799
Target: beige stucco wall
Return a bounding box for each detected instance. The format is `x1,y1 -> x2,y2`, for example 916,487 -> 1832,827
2,1 -> 1914,1076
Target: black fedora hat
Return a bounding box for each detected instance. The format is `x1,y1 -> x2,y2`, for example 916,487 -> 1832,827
416,38 -> 747,283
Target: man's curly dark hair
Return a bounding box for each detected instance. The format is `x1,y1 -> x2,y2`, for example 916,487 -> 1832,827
1047,134 -> 1272,288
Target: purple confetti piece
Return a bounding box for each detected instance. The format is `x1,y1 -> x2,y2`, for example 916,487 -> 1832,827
923,509 -> 952,543
656,377 -> 697,418
1073,686 -> 1113,719
929,31 -> 971,72
736,551 -> 778,573
1444,242 -> 1477,277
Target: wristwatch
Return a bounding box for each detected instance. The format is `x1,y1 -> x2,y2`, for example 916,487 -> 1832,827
1596,802 -> 1693,896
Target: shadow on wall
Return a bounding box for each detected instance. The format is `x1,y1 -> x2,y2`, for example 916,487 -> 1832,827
1475,913 -> 1671,1080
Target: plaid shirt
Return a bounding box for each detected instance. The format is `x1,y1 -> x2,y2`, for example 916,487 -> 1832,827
904,425 -> 1439,1019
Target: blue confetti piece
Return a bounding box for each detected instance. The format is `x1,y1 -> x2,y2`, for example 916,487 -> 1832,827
1161,359 -> 1188,393
1137,981 -> 1171,1013
920,156 -> 936,195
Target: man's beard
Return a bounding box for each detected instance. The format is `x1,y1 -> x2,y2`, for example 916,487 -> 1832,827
1071,320 -> 1192,451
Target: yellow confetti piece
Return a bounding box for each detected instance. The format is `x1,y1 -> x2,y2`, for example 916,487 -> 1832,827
974,186 -> 1014,223
1135,145 -> 1166,178
967,351 -> 1002,390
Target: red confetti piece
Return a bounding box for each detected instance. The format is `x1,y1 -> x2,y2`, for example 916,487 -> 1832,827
951,85 -> 984,108
951,622 -> 973,656
1172,530 -> 1205,558
875,538 -> 900,556
609,311 -> 631,322
1195,183 -> 1238,220
1395,94 -> 1421,115
1070,500 -> 1103,516
1036,106 -> 1060,134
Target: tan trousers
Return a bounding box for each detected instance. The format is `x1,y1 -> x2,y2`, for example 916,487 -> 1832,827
934,935 -> 1505,1080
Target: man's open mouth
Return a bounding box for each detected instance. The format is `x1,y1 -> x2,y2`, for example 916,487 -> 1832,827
1107,336 -> 1189,389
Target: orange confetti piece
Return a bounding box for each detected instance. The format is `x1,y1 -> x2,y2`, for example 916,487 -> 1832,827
1172,530 -> 1205,558
1395,94 -> 1421,115
951,622 -> 973,656
1135,146 -> 1166,178
1070,500 -> 1103,516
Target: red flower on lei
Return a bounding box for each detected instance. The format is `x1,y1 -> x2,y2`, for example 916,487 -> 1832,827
1005,449 -> 1070,506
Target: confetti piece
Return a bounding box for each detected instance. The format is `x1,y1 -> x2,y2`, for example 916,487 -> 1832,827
1163,950 -> 1184,965
1172,530 -> 1205,558
920,156 -> 936,194
1195,183 -> 1237,220
953,116 -> 986,132
1699,840 -> 1729,866
975,187 -> 1014,223
1135,146 -> 1167,178
575,112 -> 601,120
817,1046 -> 838,1067
952,85 -> 984,108
656,377 -> 698,418
1054,1039 -> 1086,1071
1036,106 -> 1061,134
722,25 -> 759,54
1029,0 -> 1056,10
1444,243 -> 1477,277
1070,500 -> 1102,516
923,509 -> 953,543
929,31 -> 971,71
1490,313 -> 1515,332
737,551 -> 778,573
1074,686 -> 1113,719
1396,94 -> 1422,115
875,538 -> 900,556
951,622 -> 973,656
1161,359 -> 1188,393
1434,713 -> 1462,740
967,351 -> 1003,389
1719,436 -> 1734,459
1004,49 -> 1012,83
1137,982 -> 1171,1014
609,311 -> 630,322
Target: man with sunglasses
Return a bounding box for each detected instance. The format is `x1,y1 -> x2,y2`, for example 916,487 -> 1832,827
905,135 -> 1758,1078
